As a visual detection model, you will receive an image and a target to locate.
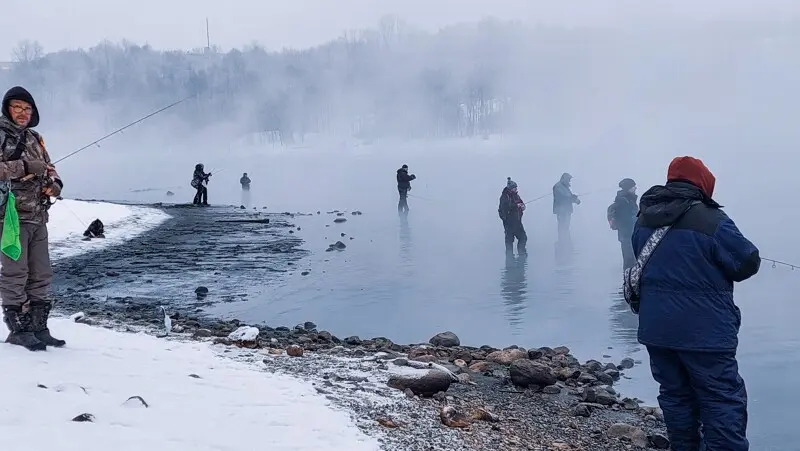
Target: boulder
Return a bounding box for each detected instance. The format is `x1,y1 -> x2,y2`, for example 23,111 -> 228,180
619,357 -> 635,369
286,345 -> 304,357
387,370 -> 452,397
509,360 -> 557,387
468,361 -> 490,372
607,423 -> 648,448
542,385 -> 561,394
648,434 -> 671,449
440,406 -> 472,428
227,326 -> 260,347
582,387 -> 616,406
487,348 -> 528,365
410,354 -> 439,363
429,331 -> 460,348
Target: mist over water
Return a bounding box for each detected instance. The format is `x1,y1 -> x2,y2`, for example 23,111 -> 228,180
3,7 -> 800,449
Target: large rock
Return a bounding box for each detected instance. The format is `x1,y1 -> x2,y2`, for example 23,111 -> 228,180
509,360 -> 556,387
387,370 -> 452,397
468,361 -> 490,372
286,345 -> 304,357
582,387 -> 617,406
648,433 -> 671,449
607,423 -> 648,448
439,406 -> 472,428
408,345 -> 434,360
487,348 -> 528,365
227,326 -> 260,348
429,331 -> 460,348
557,368 -> 581,381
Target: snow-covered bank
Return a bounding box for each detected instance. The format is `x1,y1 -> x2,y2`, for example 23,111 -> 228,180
0,319 -> 379,451
49,199 -> 171,261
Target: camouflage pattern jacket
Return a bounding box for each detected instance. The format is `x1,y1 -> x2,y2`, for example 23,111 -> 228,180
0,117 -> 61,224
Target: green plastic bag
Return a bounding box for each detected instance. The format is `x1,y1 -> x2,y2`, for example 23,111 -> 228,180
1,191 -> 21,261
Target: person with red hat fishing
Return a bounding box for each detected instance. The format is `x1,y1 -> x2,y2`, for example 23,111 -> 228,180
627,156 -> 760,450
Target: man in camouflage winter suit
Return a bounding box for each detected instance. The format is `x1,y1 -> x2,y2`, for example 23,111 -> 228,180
0,86 -> 64,351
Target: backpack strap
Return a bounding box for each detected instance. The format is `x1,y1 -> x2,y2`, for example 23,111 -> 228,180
635,200 -> 700,270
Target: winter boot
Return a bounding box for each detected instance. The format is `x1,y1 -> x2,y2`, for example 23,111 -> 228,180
29,301 -> 66,347
2,305 -> 47,351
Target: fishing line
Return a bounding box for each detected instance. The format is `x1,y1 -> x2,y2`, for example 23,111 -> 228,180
54,199 -> 87,227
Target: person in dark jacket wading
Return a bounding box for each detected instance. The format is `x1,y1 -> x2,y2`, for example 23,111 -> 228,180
396,164 -> 416,215
609,178 -> 638,269
191,163 -> 211,206
240,172 -> 251,207
498,177 -> 527,255
633,156 -> 760,451
0,86 -> 65,351
552,173 -> 580,242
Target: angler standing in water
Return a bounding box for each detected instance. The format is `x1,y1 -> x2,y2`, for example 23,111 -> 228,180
240,172 -> 251,207
396,164 -> 416,215
0,86 -> 65,351
191,163 -> 211,206
608,178 -> 638,269
631,156 -> 760,451
498,177 -> 527,255
552,172 -> 580,242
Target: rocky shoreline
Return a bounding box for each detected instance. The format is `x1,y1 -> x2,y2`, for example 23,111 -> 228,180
57,296 -> 669,450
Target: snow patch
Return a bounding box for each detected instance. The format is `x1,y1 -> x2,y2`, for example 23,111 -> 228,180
228,325 -> 260,341
48,199 -> 170,261
0,319 -> 380,451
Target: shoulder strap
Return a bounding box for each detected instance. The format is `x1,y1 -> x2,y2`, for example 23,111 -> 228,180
8,129 -> 27,161
635,201 -> 700,270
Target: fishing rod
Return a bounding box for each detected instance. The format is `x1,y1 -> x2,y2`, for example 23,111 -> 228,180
524,187 -> 609,205
407,193 -> 438,202
762,258 -> 800,270
52,95 -> 193,165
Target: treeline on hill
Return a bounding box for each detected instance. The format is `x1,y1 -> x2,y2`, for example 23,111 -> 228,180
3,16 -> 800,144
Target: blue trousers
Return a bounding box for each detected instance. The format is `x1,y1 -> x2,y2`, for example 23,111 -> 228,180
647,346 -> 749,451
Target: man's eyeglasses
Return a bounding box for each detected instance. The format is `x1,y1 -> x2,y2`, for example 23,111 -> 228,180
9,105 -> 32,114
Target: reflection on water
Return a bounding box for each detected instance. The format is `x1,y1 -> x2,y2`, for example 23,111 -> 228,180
399,215 -> 411,252
554,238 -> 574,266
608,288 -> 641,354
501,252 -> 528,328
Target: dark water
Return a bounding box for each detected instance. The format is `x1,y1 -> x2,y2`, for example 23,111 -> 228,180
62,136 -> 799,449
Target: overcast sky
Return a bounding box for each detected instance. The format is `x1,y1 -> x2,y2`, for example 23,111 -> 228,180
2,0 -> 799,59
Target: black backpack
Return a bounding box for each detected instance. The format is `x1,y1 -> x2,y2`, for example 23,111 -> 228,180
607,203 -> 618,230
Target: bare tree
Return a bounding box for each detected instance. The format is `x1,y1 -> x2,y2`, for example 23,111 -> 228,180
12,40 -> 44,63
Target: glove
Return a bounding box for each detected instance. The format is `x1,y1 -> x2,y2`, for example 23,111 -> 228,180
24,160 -> 49,176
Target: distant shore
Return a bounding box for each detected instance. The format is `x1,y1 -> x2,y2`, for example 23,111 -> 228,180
52,202 -> 669,451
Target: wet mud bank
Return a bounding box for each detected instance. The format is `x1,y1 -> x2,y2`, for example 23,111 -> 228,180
52,204 -> 667,450
53,203 -> 307,315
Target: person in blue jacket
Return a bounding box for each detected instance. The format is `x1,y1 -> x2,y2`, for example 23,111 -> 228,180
633,156 -> 760,451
